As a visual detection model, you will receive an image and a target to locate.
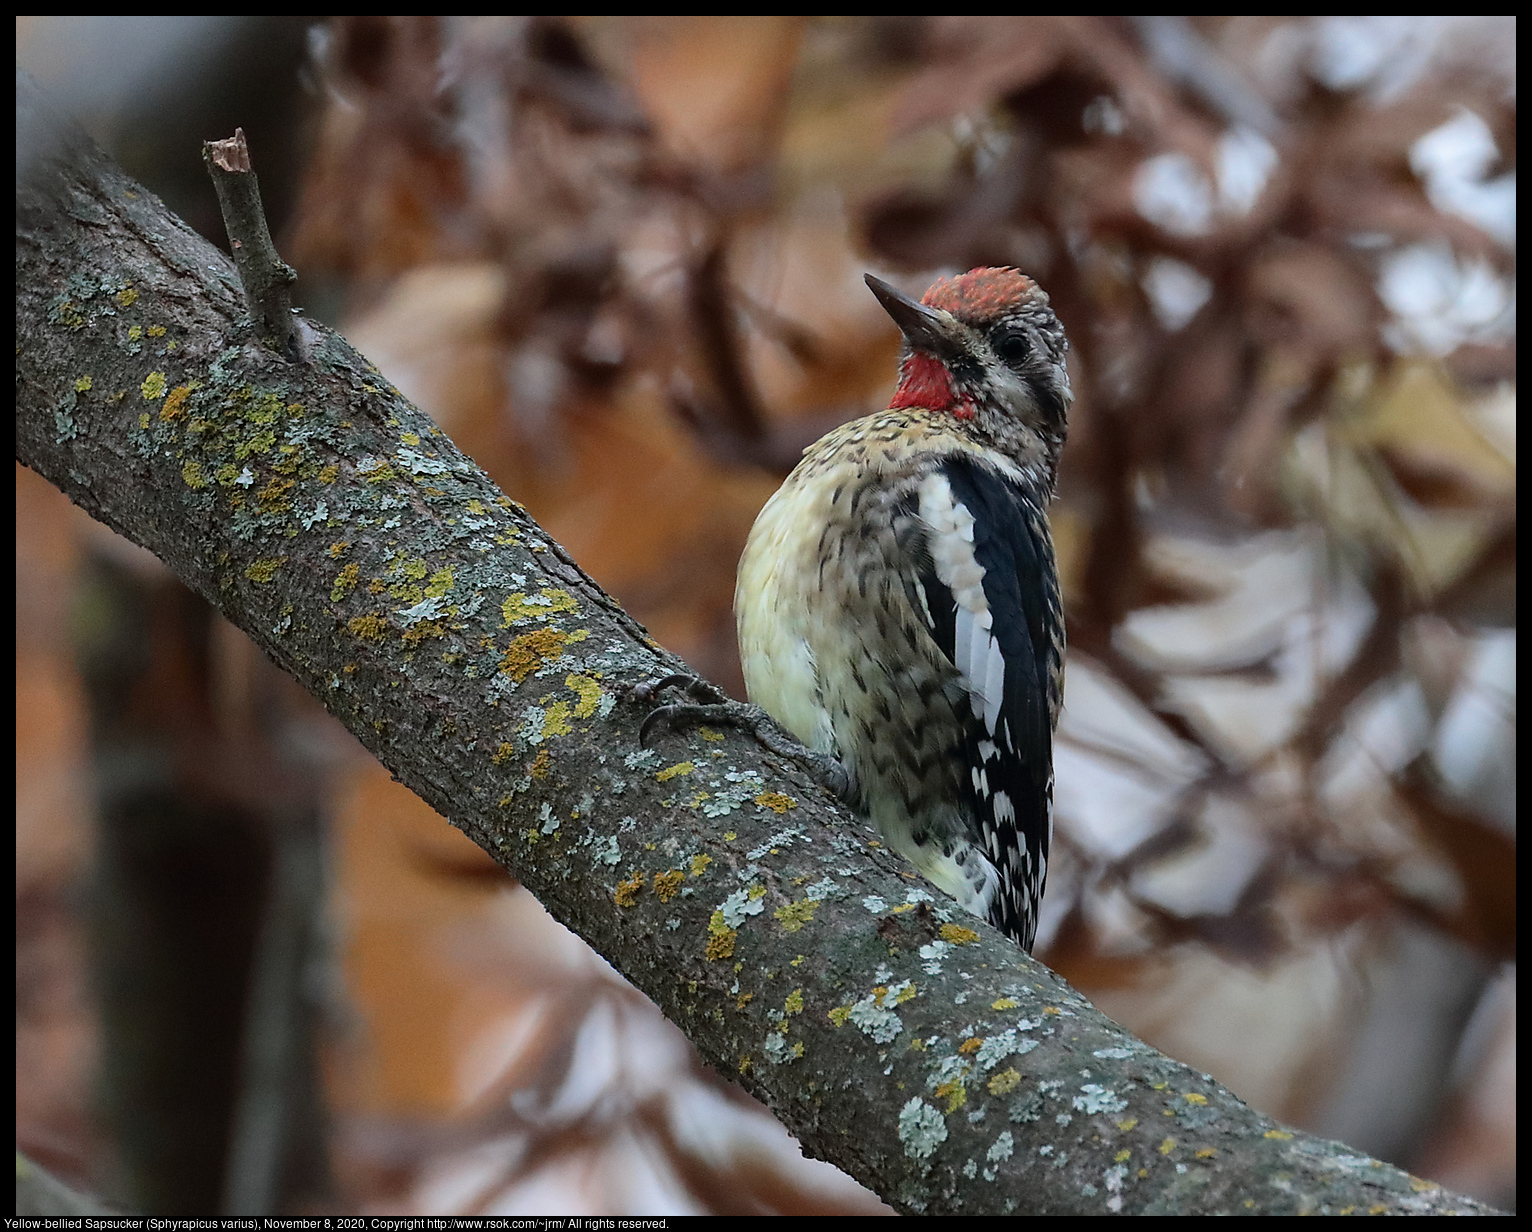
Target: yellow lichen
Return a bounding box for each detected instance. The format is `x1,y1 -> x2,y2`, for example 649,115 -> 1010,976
401,431 -> 420,446
541,702 -> 573,740
491,743 -> 516,765
347,614 -> 389,641
653,870 -> 684,902
74,375 -> 93,393
754,791 -> 797,814
689,853 -> 712,877
318,464 -> 339,484
614,874 -> 644,908
991,997 -> 1020,1011
160,384 -> 192,421
146,325 -> 165,338
425,567 -> 454,598
501,588 -> 579,626
402,620 -> 447,646
565,673 -> 604,719
987,1068 -> 1021,1096
698,727 -> 724,742
656,761 -> 694,783
233,430 -> 275,459
116,286 -> 138,308
1116,1149 -> 1132,1163
499,629 -> 569,683
1116,1118 -> 1139,1133
1195,1148 -> 1217,1160
181,461 -> 208,489
1183,1093 -> 1207,1105
784,989 -> 804,1016
1159,1138 -> 1177,1155
140,371 -> 167,401
244,557 -> 286,583
331,563 -> 361,602
935,1079 -> 966,1113
328,541 -> 350,559
939,923 -> 981,945
705,912 -> 737,960
774,899 -> 818,933
828,1005 -> 852,1028
1262,1130 -> 1293,1141
529,749 -> 552,779
257,476 -> 295,513
958,1037 -> 984,1055
736,992 -> 754,1010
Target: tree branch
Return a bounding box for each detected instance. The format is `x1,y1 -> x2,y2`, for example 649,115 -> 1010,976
14,73 -> 1501,1216
202,127 -> 299,359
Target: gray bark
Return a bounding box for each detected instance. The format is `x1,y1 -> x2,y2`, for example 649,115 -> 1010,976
15,73 -> 1503,1216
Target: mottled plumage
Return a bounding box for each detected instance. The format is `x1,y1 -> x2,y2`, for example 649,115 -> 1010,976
735,268 -> 1070,950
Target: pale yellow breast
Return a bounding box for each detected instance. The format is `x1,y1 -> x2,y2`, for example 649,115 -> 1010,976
734,467 -> 840,756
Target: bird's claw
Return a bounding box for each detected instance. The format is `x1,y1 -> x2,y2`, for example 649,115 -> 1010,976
636,674 -> 855,804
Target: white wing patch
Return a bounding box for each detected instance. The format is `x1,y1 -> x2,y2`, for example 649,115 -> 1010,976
918,471 -> 1007,737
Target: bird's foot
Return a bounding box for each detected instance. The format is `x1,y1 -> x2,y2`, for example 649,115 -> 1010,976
635,673 -> 855,804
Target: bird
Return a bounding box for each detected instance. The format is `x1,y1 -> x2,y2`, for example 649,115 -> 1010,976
647,267 -> 1070,951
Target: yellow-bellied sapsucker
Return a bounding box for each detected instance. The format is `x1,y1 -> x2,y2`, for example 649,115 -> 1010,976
734,268 -> 1070,951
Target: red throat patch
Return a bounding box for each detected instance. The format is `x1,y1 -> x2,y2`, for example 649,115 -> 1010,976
889,352 -> 974,418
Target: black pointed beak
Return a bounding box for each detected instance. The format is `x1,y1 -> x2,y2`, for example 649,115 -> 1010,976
865,273 -> 961,360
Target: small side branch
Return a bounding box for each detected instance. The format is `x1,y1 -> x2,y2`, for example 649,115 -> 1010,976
202,128 -> 298,359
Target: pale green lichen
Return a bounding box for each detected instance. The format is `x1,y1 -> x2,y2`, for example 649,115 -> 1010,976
140,371 -> 167,400
848,995 -> 903,1044
898,1098 -> 948,1160
718,887 -> 765,929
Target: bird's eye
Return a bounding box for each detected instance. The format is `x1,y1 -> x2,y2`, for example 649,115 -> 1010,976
993,327 -> 1031,369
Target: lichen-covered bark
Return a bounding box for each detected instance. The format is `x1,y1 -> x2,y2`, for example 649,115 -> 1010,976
14,76 -> 1502,1216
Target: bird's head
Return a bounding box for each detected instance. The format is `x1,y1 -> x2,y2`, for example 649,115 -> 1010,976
866,268 -> 1071,490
